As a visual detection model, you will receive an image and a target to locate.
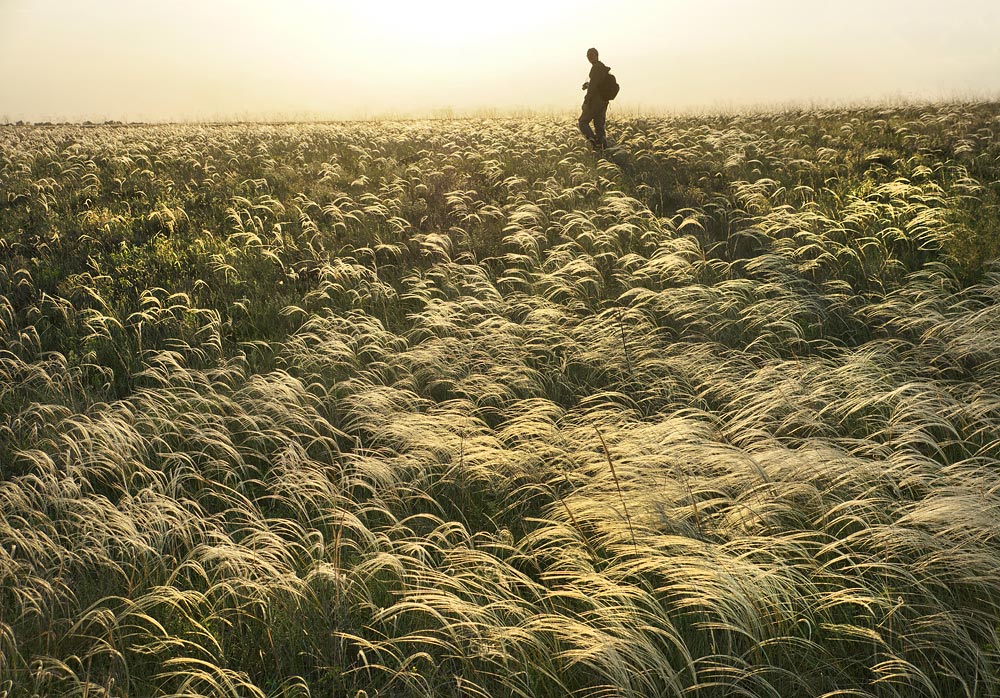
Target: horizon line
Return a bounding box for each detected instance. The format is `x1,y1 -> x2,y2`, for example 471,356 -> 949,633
5,93 -> 1000,126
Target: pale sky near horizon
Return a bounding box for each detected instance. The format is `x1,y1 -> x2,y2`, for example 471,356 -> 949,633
1,0 -> 999,121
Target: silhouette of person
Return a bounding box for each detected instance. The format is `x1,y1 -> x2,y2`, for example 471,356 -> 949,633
579,47 -> 610,150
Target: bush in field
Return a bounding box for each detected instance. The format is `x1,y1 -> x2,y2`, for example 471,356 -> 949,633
1,104 -> 999,697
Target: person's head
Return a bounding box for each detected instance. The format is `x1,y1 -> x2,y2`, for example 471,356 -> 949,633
587,48 -> 598,64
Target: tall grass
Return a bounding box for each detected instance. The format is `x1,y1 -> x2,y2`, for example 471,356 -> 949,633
1,103 -> 999,696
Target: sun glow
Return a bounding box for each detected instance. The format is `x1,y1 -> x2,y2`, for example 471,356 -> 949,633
325,0 -> 591,113
349,1 -> 567,45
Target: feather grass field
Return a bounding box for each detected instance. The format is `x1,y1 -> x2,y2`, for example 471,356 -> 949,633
1,103 -> 1000,696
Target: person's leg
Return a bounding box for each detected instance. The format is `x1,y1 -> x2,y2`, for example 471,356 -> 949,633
594,101 -> 608,148
579,102 -> 598,145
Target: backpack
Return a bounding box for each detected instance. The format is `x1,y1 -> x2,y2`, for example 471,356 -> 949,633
601,72 -> 620,101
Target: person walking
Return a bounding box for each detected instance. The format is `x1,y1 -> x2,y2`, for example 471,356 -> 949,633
579,47 -> 610,150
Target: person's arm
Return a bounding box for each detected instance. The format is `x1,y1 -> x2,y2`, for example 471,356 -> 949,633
585,65 -> 604,99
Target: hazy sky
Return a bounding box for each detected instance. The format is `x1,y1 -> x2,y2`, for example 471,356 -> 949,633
2,0 -> 999,121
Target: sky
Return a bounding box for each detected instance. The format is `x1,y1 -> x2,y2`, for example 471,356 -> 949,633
1,0 -> 999,121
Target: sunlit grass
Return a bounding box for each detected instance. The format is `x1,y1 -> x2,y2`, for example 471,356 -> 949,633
1,103 -> 999,696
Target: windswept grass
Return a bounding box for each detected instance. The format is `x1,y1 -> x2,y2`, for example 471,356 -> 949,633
1,103 -> 1000,696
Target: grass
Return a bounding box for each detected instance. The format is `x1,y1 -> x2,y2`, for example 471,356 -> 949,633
1,102 -> 1000,696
